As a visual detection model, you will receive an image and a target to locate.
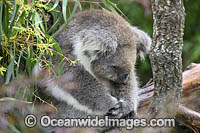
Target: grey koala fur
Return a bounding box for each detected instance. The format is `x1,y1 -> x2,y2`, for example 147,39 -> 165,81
39,9 -> 151,130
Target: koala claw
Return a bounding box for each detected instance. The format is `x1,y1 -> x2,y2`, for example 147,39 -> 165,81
106,101 -> 124,118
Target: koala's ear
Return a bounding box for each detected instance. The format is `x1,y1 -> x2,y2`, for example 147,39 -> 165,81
72,29 -> 118,61
131,26 -> 152,59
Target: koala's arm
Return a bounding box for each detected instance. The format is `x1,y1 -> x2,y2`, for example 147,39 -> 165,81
105,72 -> 139,119
112,28 -> 151,117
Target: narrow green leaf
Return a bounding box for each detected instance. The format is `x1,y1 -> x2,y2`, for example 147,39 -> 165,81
64,0 -> 80,29
19,11 -> 26,25
101,0 -> 109,8
108,0 -> 129,20
71,0 -> 80,15
5,49 -> 15,84
35,12 -> 45,33
50,35 -> 63,55
36,52 -> 42,65
41,9 -> 48,31
51,10 -> 60,23
57,59 -> 65,76
16,51 -> 23,77
101,0 -> 117,13
48,0 -> 59,12
62,0 -> 68,22
8,123 -> 22,133
27,11 -> 32,23
47,15 -> 61,34
26,46 -> 33,75
77,0 -> 82,11
9,1 -> 19,30
3,2 -> 9,37
46,34 -> 63,60
0,2 -> 3,44
53,42 -> 63,56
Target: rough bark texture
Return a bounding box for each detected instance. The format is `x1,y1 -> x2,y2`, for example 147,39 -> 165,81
149,0 -> 185,118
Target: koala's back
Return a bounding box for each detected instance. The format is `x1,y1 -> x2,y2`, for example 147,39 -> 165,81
54,9 -> 136,51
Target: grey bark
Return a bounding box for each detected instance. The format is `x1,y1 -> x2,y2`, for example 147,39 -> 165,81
149,0 -> 185,118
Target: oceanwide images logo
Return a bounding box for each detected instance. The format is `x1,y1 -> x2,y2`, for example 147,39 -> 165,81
24,114 -> 175,129
40,115 -> 137,129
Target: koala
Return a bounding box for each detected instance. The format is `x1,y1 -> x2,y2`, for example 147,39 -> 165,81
38,9 -> 151,131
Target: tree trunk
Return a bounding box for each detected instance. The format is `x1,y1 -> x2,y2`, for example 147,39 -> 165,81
149,0 -> 185,120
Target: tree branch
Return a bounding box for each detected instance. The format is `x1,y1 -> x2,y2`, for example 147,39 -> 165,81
176,105 -> 200,129
139,63 -> 200,111
138,63 -> 200,129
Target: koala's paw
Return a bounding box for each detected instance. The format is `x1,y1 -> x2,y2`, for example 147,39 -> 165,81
105,100 -> 125,118
122,110 -> 136,119
105,99 -> 136,119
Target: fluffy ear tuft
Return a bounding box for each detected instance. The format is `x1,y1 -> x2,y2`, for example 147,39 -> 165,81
131,27 -> 152,59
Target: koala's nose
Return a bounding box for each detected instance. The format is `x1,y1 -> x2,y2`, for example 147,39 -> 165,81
119,73 -> 130,84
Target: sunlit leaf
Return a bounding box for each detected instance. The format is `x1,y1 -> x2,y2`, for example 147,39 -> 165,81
48,0 -> 59,12
35,12 -> 45,33
0,66 -> 7,76
62,0 -> 68,22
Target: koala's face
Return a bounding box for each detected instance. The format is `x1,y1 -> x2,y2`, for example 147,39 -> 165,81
89,46 -> 136,88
